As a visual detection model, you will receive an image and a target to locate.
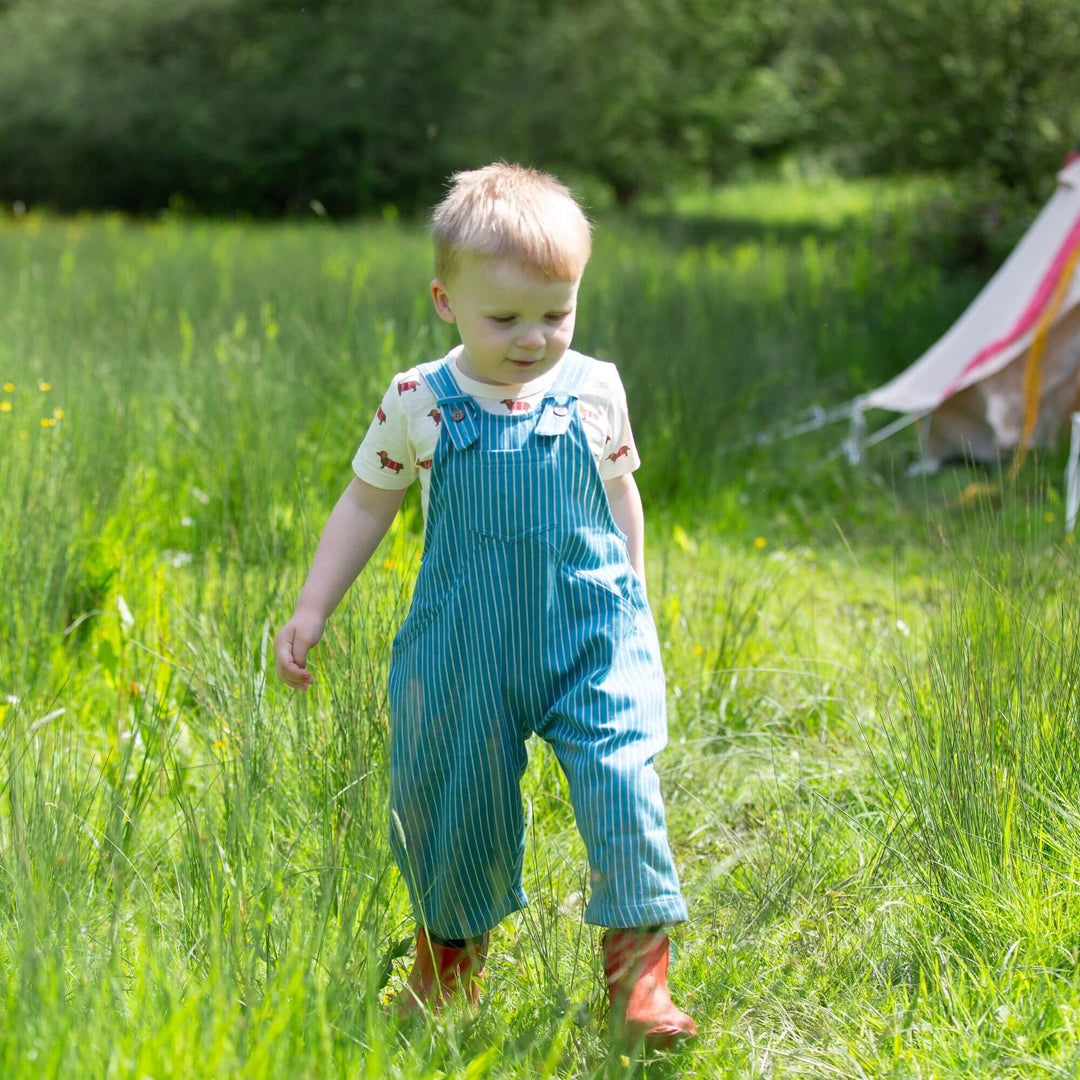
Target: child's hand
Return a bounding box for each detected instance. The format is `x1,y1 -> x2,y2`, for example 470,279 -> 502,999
274,611 -> 325,690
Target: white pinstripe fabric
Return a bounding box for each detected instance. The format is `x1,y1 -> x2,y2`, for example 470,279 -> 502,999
386,351 -> 688,939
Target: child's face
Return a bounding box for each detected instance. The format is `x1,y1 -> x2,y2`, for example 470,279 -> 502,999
430,257 -> 580,385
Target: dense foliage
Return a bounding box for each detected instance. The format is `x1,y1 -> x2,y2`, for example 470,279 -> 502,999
0,0 -> 1076,215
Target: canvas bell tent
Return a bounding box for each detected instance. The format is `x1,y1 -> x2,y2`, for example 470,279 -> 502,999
857,152 -> 1080,470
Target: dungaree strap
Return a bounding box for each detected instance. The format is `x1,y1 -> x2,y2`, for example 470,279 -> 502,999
535,351 -> 590,437
418,358 -> 480,450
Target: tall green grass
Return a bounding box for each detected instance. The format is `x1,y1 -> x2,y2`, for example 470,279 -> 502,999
2,185 -> 1080,1076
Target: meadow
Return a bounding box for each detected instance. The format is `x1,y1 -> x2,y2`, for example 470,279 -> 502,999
3,181 -> 1080,1078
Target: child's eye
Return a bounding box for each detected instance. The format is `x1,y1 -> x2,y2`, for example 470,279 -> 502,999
545,312 -> 569,323
489,315 -> 516,325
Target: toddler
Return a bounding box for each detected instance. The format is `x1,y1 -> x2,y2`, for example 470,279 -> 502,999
275,163 -> 696,1046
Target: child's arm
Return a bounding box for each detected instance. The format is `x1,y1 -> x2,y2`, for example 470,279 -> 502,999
275,478 -> 406,690
605,473 -> 647,592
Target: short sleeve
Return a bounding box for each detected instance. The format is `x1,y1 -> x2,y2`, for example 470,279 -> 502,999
597,369 -> 642,481
352,377 -> 418,489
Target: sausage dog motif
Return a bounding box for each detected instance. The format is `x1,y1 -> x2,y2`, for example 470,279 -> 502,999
376,405 -> 387,424
501,399 -> 531,413
606,444 -> 630,462
416,458 -> 433,470
428,408 -> 442,425
377,450 -> 405,472
397,379 -> 420,394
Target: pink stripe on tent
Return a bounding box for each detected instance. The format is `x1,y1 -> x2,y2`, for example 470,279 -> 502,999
941,211 -> 1080,402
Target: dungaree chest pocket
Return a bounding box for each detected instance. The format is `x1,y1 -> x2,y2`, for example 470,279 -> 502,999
463,453 -> 559,544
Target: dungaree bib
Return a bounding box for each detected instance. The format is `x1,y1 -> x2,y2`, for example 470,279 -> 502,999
387,351 -> 688,939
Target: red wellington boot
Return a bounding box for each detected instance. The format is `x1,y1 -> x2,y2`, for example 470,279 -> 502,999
603,928 -> 698,1048
397,927 -> 489,1019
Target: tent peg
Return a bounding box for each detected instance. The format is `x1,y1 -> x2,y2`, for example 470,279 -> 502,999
1066,412 -> 1080,533
844,399 -> 866,465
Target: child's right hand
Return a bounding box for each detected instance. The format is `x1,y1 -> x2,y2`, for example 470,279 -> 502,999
274,611 -> 325,690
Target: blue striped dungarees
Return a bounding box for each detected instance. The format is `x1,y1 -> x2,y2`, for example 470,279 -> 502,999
386,351 -> 688,939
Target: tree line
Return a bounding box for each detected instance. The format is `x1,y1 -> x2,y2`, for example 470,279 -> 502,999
0,0 -> 1076,216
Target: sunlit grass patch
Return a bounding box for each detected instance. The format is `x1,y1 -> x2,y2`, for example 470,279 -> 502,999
2,180 -> 1079,1075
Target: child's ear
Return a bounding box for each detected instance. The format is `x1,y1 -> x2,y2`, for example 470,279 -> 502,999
430,280 -> 456,323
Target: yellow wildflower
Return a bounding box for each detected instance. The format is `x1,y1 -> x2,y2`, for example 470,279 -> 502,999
692,644 -> 704,656
1044,511 -> 1055,523
2,382 -> 12,393
40,417 -> 56,428
0,401 -> 10,413
52,407 -> 64,420
38,381 -> 51,392
754,536 -> 767,549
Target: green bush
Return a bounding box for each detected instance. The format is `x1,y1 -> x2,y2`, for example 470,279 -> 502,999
0,0 -> 815,215
0,0 -> 1076,221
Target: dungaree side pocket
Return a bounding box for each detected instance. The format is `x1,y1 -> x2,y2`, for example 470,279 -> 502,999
565,563 -> 644,621
560,522 -> 651,621
392,551 -> 473,650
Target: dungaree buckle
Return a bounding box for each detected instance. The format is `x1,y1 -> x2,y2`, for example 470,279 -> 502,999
535,395 -> 577,437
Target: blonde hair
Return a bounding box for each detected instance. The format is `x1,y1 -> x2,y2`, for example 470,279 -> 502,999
431,163 -> 592,282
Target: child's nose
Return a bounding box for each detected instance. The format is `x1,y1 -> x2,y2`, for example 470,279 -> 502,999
516,326 -> 546,350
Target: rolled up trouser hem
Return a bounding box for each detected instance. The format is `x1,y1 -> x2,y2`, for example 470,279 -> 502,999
412,888 -> 528,942
584,895 -> 689,929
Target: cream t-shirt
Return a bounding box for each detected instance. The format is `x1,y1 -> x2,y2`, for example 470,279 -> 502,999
353,346 -> 641,523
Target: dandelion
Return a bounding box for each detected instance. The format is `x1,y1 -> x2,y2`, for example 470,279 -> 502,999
40,417 -> 56,428
620,1056 -> 631,1068
672,523 -> 698,555
692,644 -> 704,655
3,382 -> 12,393
0,401 -> 10,413
38,381 -> 51,392
754,536 -> 767,549
1044,511 -> 1055,523
52,407 -> 64,420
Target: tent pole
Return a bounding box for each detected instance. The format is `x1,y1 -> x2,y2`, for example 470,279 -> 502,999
1066,412 -> 1080,533
844,399 -> 866,465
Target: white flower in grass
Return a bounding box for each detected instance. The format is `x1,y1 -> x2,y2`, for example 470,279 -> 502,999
896,619 -> 910,637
